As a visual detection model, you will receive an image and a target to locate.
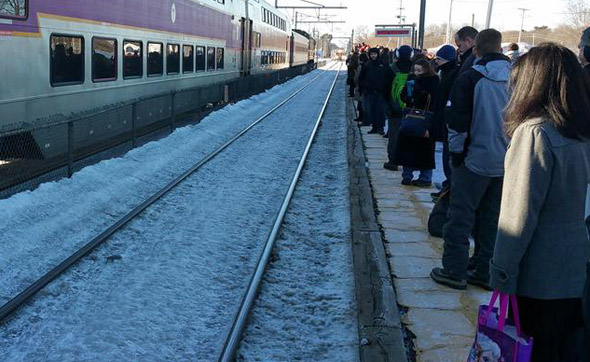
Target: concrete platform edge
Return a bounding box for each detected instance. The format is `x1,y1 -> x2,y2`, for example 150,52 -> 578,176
347,97 -> 409,362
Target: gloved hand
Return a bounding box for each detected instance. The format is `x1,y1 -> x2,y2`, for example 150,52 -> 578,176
450,152 -> 465,167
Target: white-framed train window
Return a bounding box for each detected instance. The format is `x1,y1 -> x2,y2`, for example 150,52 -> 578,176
92,37 -> 118,82
196,46 -> 206,72
50,34 -> 85,87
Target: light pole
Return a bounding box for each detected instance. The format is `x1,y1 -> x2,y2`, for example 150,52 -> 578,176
518,8 -> 529,43
485,0 -> 494,28
418,0 -> 426,49
445,0 -> 454,44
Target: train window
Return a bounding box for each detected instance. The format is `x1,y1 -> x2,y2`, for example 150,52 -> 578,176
167,43 -> 180,74
0,0 -> 27,19
254,32 -> 261,48
207,47 -> 215,71
217,0 -> 224,3
147,42 -> 163,76
92,37 -> 117,82
50,34 -> 84,86
196,46 -> 206,72
183,45 -> 194,73
123,40 -> 143,79
216,48 -> 224,70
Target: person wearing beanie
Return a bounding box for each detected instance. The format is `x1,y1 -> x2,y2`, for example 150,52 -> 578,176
384,45 -> 415,171
429,45 -> 460,198
579,27 -> 590,77
358,47 -> 394,134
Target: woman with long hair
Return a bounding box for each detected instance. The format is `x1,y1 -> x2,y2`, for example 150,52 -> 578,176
394,58 -> 440,186
490,43 -> 590,361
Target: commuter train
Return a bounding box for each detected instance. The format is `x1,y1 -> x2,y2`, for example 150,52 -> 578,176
0,0 -> 315,158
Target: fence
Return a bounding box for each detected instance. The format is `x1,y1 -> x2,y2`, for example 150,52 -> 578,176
0,61 -> 327,199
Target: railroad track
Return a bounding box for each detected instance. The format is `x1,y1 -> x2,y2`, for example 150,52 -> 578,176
0,62 -> 341,325
218,63 -> 342,362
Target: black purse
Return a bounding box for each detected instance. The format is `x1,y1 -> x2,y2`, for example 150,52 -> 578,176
399,95 -> 432,138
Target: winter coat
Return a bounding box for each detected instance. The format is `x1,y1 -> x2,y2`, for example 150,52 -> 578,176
490,118 -> 590,299
458,47 -> 476,75
430,60 -> 459,142
358,59 -> 394,98
585,64 -> 590,78
446,53 -> 510,177
393,74 -> 440,170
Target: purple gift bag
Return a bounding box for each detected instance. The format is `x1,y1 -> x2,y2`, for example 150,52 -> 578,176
467,291 -> 534,362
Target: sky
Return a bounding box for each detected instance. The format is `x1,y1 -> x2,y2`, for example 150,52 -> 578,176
276,0 -> 573,45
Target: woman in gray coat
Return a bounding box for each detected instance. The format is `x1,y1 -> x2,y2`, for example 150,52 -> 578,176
490,43 -> 590,362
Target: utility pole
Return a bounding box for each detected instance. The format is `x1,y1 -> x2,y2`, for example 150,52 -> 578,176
472,13 -> 475,27
418,0 -> 426,49
485,0 -> 494,28
445,0 -> 454,44
517,8 -> 529,43
396,0 -> 406,24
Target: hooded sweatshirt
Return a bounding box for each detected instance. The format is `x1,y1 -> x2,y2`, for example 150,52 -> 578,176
446,53 -> 511,177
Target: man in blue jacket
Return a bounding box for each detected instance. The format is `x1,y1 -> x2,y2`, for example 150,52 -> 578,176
431,29 -> 510,290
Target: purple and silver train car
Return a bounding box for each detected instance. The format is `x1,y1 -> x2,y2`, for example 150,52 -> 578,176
0,0 -> 311,158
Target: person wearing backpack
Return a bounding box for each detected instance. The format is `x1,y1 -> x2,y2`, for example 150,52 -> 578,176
383,45 -> 413,171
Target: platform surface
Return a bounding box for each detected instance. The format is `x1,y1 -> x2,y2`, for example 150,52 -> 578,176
360,131 -> 492,362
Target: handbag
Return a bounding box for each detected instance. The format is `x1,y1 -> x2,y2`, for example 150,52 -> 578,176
399,95 -> 432,138
467,291 -> 533,362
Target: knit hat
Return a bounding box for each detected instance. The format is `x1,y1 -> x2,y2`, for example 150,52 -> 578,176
436,45 -> 457,62
396,45 -> 413,61
369,47 -> 379,55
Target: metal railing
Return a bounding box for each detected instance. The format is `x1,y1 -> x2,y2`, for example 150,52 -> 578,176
0,61 -> 327,199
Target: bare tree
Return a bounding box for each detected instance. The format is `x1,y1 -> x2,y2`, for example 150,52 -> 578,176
0,0 -> 24,16
565,0 -> 590,29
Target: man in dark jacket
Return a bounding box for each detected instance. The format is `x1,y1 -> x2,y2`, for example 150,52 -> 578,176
580,27 -> 590,77
359,48 -> 394,134
430,45 -> 460,196
455,26 -> 478,75
431,29 -> 510,290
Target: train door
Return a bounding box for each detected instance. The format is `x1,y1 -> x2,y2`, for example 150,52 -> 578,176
240,18 -> 253,76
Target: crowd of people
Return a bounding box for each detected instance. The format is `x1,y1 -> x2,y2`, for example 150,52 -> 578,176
347,26 -> 590,361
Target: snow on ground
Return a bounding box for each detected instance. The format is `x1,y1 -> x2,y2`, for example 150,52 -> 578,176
0,65 -> 349,361
0,65 -> 330,304
236,73 -> 359,362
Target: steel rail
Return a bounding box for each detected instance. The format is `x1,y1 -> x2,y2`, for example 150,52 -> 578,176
0,62 -> 339,323
217,62 -> 343,362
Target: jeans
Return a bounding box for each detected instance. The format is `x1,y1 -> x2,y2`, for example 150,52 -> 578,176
363,92 -> 386,131
402,167 -> 432,182
442,165 -> 503,279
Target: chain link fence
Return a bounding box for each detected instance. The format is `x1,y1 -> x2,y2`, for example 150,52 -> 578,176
0,62 -> 327,199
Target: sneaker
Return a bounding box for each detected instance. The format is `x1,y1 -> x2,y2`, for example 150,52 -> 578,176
411,179 -> 432,188
430,268 -> 467,290
401,179 -> 412,186
383,162 -> 398,171
467,270 -> 493,291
